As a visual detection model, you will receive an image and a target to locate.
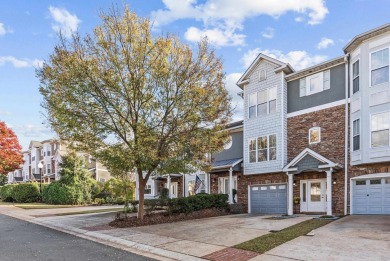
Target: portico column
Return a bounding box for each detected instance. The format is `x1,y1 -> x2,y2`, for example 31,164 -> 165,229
167,174 -> 171,199
229,167 -> 234,204
288,173 -> 294,215
326,169 -> 333,216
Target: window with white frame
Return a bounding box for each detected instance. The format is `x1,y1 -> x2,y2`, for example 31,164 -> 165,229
249,139 -> 256,163
257,90 -> 267,116
145,184 -> 152,194
248,134 -> 277,163
371,112 -> 389,147
268,87 -> 277,114
353,119 -> 360,151
198,174 -> 206,193
257,136 -> 268,162
353,60 -> 360,93
371,48 -> 389,86
249,93 -> 257,118
299,70 -> 330,97
309,127 -> 321,144
218,177 -> 237,194
47,164 -> 51,175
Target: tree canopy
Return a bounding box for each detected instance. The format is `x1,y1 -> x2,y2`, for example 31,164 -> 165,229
0,121 -> 23,175
38,6 -> 232,218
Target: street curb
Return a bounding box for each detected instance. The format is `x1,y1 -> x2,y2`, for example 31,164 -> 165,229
0,210 -> 205,261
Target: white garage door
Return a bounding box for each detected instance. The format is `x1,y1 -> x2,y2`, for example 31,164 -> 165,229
352,177 -> 390,214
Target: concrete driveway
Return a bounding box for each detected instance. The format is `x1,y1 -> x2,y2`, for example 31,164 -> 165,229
258,215 -> 390,261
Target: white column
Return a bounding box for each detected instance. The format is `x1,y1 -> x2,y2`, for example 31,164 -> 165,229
135,173 -> 139,200
167,175 -> 171,199
326,169 -> 333,216
288,173 -> 294,215
229,167 -> 233,204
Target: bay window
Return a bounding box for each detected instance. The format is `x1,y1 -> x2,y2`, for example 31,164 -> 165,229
371,112 -> 389,147
353,119 -> 360,151
353,60 -> 360,93
371,48 -> 389,86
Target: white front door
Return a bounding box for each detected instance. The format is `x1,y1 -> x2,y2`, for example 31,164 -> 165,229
300,179 -> 327,212
170,182 -> 178,198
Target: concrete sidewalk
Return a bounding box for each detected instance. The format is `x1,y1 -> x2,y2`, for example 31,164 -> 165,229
0,205 -> 311,261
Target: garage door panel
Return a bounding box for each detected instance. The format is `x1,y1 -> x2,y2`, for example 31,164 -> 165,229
353,177 -> 390,215
250,184 -> 287,214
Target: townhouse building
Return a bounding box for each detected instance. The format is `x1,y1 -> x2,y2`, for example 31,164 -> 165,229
136,23 -> 390,216
8,139 -> 112,184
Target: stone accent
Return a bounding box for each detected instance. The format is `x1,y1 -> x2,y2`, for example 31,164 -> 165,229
228,203 -> 246,214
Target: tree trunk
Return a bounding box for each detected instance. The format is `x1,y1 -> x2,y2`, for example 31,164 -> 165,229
137,177 -> 145,220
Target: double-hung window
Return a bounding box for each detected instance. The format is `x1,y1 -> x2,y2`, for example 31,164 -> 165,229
371,48 -> 389,86
249,139 -> 257,163
268,87 -> 277,113
353,60 -> 360,93
257,136 -> 268,162
47,164 -> 51,175
353,119 -> 360,151
371,112 -> 389,147
300,70 -> 330,96
249,93 -> 257,118
269,134 -> 277,160
257,90 -> 267,116
145,184 -> 152,194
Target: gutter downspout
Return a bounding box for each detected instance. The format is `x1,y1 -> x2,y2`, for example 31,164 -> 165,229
344,54 -> 350,216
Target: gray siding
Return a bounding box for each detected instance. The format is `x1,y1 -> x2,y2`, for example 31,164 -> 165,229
287,64 -> 346,113
213,131 -> 243,161
291,155 -> 323,174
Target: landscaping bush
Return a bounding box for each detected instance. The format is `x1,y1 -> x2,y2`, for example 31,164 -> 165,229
144,193 -> 228,215
12,183 -> 41,203
0,184 -> 16,202
43,182 -> 85,205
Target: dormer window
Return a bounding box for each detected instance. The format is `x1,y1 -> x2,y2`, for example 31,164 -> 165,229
259,70 -> 267,81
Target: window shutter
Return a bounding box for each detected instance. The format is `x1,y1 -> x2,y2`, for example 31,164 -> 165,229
323,70 -> 330,90
299,78 -> 306,97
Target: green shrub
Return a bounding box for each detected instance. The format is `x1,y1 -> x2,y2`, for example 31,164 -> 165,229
144,194 -> 228,215
12,183 -> 41,203
42,182 -> 86,205
93,198 -> 106,205
0,184 -> 16,202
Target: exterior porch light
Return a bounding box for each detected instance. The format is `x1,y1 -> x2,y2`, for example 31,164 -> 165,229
333,178 -> 337,185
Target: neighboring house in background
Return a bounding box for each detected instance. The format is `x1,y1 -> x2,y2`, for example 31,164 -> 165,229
7,139 -> 113,184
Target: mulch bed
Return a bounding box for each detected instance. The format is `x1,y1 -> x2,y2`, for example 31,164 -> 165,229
110,208 -> 229,228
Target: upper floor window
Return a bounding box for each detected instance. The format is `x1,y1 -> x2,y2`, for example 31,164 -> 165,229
353,119 -> 360,151
371,48 -> 389,86
248,134 -> 277,163
248,87 -> 277,119
259,70 -> 267,81
47,164 -> 51,175
249,93 -> 257,119
145,184 -> 152,194
309,127 -> 321,144
353,60 -> 360,93
32,156 -> 35,162
371,112 -> 389,147
299,70 -> 330,97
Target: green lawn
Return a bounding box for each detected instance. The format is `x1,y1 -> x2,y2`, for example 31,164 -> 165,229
235,219 -> 333,254
0,201 -> 80,209
54,208 -> 124,216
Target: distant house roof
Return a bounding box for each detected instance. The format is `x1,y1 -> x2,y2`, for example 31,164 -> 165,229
32,174 -> 42,180
226,120 -> 243,130
211,158 -> 243,172
29,140 -> 42,149
344,23 -> 390,53
14,177 -> 23,182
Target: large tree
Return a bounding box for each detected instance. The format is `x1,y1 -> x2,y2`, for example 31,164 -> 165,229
0,121 -> 23,175
38,7 -> 231,219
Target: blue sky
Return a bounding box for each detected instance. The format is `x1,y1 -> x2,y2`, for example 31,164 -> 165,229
1,0 -> 390,149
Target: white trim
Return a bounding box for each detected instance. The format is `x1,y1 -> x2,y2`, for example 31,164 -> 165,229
369,47 -> 390,87
370,111 -> 390,148
309,127 -> 321,144
351,172 -> 390,180
306,72 -> 324,96
287,99 -> 348,118
281,71 -> 285,166
283,148 -> 337,172
247,185 -> 251,213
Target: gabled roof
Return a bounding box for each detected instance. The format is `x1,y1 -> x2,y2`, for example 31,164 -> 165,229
283,148 -> 342,172
344,23 -> 390,53
236,53 -> 294,89
212,158 -> 243,170
29,140 -> 42,149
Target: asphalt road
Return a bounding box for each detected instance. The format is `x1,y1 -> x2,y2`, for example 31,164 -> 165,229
0,214 -> 155,261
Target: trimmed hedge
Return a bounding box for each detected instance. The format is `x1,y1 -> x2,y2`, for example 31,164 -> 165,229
144,193 -> 229,214
12,183 -> 41,203
0,184 -> 16,202
42,182 -> 87,205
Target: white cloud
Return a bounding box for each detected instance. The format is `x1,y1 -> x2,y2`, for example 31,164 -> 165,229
225,73 -> 244,119
261,27 -> 274,39
0,111 -> 12,116
49,6 -> 81,38
0,56 -> 44,68
317,37 -> 335,49
185,26 -> 245,46
12,124 -> 52,138
0,23 -> 13,36
241,48 -> 328,71
152,0 -> 328,46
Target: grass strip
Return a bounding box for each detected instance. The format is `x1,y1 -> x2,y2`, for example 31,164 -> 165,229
54,208 -> 124,216
235,219 -> 332,254
15,204 -> 77,209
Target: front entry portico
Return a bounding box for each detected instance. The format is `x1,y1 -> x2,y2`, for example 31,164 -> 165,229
283,148 -> 342,216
